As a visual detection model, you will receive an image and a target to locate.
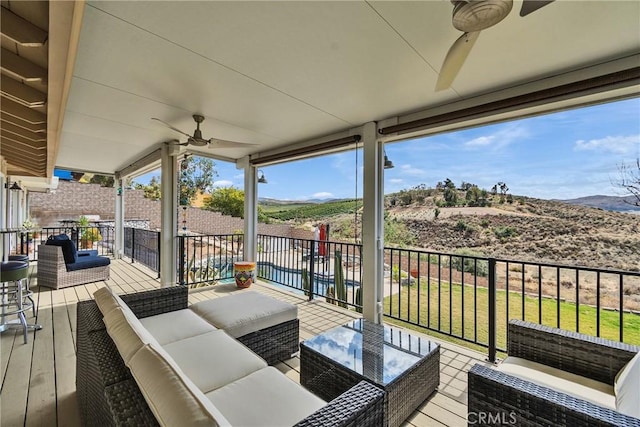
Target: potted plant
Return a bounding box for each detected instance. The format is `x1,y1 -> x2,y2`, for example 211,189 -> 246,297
21,217 -> 40,253
78,215 -> 102,249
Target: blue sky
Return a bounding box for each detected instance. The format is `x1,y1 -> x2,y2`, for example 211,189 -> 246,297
135,98 -> 640,201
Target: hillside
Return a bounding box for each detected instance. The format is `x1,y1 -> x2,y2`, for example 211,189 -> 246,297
261,193 -> 640,272
389,198 -> 639,271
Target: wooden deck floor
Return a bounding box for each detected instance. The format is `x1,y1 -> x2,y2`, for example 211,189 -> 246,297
1,259 -> 488,427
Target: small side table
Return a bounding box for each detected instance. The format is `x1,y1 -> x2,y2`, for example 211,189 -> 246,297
300,319 -> 440,427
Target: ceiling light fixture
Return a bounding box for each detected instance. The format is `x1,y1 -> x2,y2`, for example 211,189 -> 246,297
257,170 -> 268,184
384,151 -> 394,169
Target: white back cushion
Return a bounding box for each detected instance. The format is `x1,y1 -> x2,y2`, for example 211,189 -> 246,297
615,351 -> 640,418
94,286 -> 119,316
129,344 -> 230,427
97,287 -> 160,364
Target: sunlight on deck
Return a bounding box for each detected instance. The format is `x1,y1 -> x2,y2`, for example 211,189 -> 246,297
0,259 -> 487,427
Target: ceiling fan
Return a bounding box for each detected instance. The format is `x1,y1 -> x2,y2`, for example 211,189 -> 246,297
435,0 -> 555,91
152,114 -> 257,148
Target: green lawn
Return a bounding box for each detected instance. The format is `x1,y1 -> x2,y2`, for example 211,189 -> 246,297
383,279 -> 640,352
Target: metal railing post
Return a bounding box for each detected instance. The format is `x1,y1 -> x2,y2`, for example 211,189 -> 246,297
178,235 -> 185,285
131,228 -> 136,264
487,257 -> 497,363
308,242 -> 316,301
156,231 -> 161,278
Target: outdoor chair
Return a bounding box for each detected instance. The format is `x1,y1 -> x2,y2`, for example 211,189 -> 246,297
468,319 -> 640,427
37,235 -> 110,289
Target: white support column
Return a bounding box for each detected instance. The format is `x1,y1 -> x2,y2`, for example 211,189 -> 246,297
160,144 -> 178,287
241,158 -> 257,261
361,122 -> 384,323
114,175 -> 125,260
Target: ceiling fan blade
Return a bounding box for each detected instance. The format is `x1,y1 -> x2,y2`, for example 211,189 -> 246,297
207,138 -> 259,149
520,0 -> 554,17
151,118 -> 192,138
435,31 -> 480,92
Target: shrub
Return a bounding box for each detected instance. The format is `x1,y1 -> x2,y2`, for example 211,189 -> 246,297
451,248 -> 489,277
494,226 -> 518,239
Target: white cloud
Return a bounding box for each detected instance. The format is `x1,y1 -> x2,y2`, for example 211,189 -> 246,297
574,135 -> 640,154
464,125 -> 528,149
465,136 -> 494,147
399,164 -> 427,177
212,180 -> 233,187
311,192 -> 334,199
389,178 -> 403,184
233,173 -> 244,180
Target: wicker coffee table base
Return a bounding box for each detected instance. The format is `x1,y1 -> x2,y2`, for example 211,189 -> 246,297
301,343 -> 440,427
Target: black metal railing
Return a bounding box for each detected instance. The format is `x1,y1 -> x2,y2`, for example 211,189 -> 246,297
384,247 -> 640,360
256,234 -> 362,309
177,233 -> 243,286
2,226 -> 115,261
124,227 -> 160,276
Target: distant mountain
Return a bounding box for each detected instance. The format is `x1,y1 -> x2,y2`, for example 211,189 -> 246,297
259,197 -> 346,206
559,195 -> 640,212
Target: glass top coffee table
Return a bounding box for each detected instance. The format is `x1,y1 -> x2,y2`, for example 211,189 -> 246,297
300,319 -> 440,427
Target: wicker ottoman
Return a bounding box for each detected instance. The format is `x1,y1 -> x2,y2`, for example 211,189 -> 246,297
190,291 -> 299,364
300,319 -> 440,427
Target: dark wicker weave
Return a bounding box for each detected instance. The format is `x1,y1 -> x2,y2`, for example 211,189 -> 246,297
294,381 -> 385,427
237,318 -> 299,365
77,286 -> 384,426
300,324 -> 440,427
467,320 -> 640,427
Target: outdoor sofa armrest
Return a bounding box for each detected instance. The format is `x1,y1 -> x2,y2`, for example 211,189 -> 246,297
119,286 -> 188,319
507,319 -> 639,384
294,380 -> 385,427
468,364 -> 640,427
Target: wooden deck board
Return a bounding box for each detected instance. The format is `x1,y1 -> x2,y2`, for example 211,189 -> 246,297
0,259 -> 479,427
25,289 -> 56,427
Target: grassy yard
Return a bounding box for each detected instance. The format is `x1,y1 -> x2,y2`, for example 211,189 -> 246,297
383,279 -> 640,352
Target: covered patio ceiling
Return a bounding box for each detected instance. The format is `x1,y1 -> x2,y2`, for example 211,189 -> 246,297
3,1 -> 640,177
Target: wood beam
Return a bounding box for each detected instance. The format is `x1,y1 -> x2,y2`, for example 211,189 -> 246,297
0,75 -> 46,107
1,122 -> 46,142
0,48 -> 47,81
0,6 -> 48,46
0,116 -> 46,134
1,98 -> 46,124
0,131 -> 47,148
0,143 -> 47,160
1,153 -> 45,171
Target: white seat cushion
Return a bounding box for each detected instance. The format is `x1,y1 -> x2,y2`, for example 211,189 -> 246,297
129,344 -> 231,427
614,351 -> 640,418
140,309 -> 217,345
498,357 -> 615,409
163,330 -> 267,394
190,291 -> 297,338
206,367 -> 325,427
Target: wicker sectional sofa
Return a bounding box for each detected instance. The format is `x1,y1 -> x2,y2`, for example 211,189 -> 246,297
76,286 -> 384,426
468,320 -> 640,427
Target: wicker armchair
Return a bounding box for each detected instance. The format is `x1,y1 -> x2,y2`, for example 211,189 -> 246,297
468,320 -> 640,427
37,244 -> 109,289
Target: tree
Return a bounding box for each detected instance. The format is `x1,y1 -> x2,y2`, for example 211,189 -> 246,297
179,156 -> 217,206
204,187 -> 245,217
141,176 -> 162,200
89,174 -> 114,187
614,158 -> 640,206
443,178 -> 458,206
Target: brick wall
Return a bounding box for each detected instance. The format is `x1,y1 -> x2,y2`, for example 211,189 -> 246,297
28,181 -> 314,239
